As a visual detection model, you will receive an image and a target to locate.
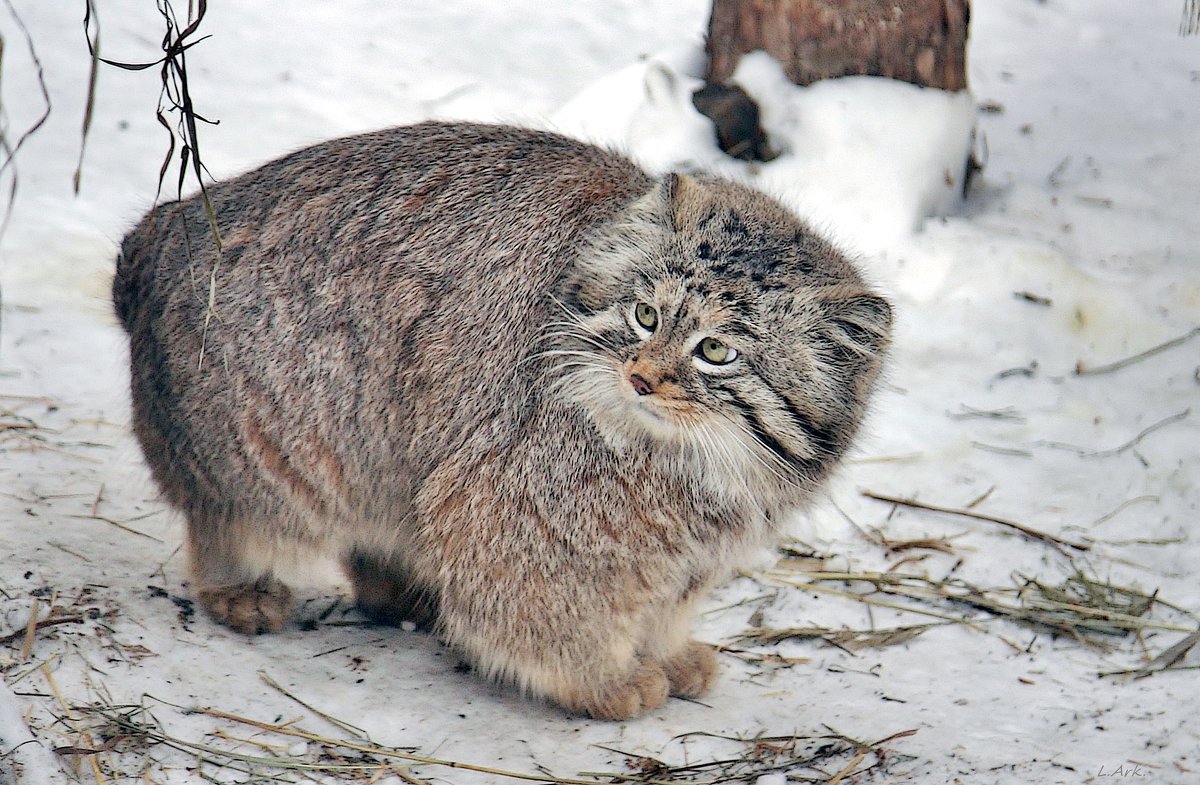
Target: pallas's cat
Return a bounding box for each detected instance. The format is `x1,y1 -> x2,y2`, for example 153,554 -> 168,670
115,122 -> 891,719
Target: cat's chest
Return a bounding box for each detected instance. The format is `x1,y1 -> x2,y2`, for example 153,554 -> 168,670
608,451 -> 776,548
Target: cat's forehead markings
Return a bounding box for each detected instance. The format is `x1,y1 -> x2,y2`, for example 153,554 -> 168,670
695,205 -> 721,229
721,210 -> 750,240
682,290 -> 743,332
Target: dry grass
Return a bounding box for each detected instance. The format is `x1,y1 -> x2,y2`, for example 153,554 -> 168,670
728,623 -> 939,652
0,406 -> 49,447
585,727 -> 916,783
744,553 -> 1199,671
0,400 -> 117,464
1074,326 -> 1200,376
861,489 -> 1090,553
46,694 -> 919,784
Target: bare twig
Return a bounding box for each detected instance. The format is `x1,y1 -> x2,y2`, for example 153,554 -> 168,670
826,750 -> 868,785
1182,0 -> 1199,36
1093,495 -> 1160,525
90,483 -> 105,517
948,405 -> 1025,422
1100,664 -> 1200,677
1038,410 -> 1190,459
19,599 -> 41,661
1013,291 -> 1052,306
862,490 -> 1090,552
1,611 -> 85,646
0,0 -> 53,237
1075,327 -> 1200,376
75,1 -> 101,192
1100,629 -> 1200,679
67,514 -> 162,542
85,0 -> 226,370
259,671 -> 371,742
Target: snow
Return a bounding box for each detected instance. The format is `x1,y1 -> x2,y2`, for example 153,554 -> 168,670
2,1 -> 1198,784
553,49 -> 978,255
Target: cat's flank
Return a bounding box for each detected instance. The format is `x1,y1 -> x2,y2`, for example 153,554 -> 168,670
115,121 -> 890,719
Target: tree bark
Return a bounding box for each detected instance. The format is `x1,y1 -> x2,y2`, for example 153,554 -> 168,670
705,0 -> 970,90
695,1 -> 971,161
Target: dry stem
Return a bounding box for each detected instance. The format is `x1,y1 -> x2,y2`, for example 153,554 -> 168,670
862,490 -> 1090,552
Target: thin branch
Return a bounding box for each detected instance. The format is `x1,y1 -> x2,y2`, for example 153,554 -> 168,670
0,0 -> 54,237
67,514 -> 163,542
75,0 -> 101,192
862,490 -> 1090,552
259,671 -> 371,742
1038,410 -> 1190,459
0,613 -> 86,646
1074,327 -> 1200,376
1183,0 -> 1200,35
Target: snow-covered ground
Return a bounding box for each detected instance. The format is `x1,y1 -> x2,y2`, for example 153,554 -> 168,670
2,1 -> 1198,783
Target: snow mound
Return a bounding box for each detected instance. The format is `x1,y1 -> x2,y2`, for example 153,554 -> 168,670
553,49 -> 977,256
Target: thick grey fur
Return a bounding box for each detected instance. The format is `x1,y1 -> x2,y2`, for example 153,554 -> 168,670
114,121 -> 891,719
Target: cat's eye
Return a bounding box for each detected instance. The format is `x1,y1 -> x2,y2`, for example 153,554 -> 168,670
634,302 -> 659,331
697,337 -> 737,365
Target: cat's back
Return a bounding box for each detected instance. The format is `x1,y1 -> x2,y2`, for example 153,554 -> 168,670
115,122 -> 652,326
114,123 -> 656,508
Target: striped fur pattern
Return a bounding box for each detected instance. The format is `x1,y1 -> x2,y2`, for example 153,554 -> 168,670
114,122 -> 890,719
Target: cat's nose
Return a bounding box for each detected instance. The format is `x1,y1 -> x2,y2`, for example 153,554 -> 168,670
630,373 -> 654,396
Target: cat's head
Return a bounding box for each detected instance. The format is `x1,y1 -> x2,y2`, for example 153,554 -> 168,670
548,174 -> 891,494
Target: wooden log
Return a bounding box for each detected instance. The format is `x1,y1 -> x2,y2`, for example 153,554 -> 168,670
705,0 -> 970,91
696,0 -> 971,161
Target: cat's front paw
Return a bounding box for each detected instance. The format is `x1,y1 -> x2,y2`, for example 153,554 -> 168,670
663,640 -> 718,698
197,578 -> 292,634
573,660 -> 670,720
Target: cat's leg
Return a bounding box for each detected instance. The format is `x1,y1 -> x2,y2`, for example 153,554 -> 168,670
416,458 -> 675,719
662,640 -> 719,698
435,573 -> 671,720
186,515 -> 293,634
560,657 -> 671,721
643,592 -> 719,699
343,549 -> 439,629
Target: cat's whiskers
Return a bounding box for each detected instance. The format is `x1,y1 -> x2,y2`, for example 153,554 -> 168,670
699,420 -> 749,481
719,415 -> 802,492
703,419 -> 766,495
516,348 -> 605,373
540,318 -> 606,338
680,419 -> 741,495
551,363 -> 620,400
538,328 -> 615,355
547,360 -> 610,375
546,296 -> 614,343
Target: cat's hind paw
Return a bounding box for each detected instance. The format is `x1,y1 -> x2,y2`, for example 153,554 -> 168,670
197,578 -> 292,634
663,640 -> 718,698
571,660 -> 670,720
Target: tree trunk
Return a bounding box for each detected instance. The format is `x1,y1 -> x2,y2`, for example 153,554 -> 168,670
705,0 -> 970,90
695,1 -> 971,161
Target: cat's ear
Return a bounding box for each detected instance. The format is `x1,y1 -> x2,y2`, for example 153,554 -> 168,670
567,177 -> 677,311
626,173 -> 681,231
819,289 -> 893,358
623,172 -> 699,232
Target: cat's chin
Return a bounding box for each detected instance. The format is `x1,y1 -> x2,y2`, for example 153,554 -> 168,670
626,393 -> 727,450
628,399 -> 681,439
562,374 -> 698,447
